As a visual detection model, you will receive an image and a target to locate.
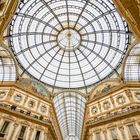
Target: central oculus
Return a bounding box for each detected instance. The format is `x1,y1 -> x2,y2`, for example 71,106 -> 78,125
57,29 -> 81,51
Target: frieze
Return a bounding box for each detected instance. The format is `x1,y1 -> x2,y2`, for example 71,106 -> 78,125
123,118 -> 135,124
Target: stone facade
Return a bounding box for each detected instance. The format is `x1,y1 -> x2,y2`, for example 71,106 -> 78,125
0,83 -> 63,140
82,82 -> 140,140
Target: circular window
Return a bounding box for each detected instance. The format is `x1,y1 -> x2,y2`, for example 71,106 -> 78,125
57,29 -> 81,51
9,0 -> 129,88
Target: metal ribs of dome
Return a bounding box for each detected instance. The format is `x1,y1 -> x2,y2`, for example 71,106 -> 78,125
9,0 -> 129,89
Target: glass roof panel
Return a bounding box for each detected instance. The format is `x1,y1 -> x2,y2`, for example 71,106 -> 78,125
124,44 -> 140,81
54,92 -> 86,140
9,0 -> 129,88
0,46 -> 16,82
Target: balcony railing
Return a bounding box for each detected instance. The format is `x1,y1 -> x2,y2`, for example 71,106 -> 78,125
86,105 -> 140,125
0,103 -> 50,123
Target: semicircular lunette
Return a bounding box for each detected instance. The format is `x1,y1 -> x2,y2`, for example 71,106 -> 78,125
124,43 -> 140,81
0,46 -> 16,83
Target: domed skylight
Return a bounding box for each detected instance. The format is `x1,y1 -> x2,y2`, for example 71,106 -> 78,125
9,0 -> 129,88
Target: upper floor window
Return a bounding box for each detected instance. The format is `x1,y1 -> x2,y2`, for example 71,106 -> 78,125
41,105 -> 47,113
103,131 -> 108,140
18,126 -> 26,140
117,96 -> 125,104
92,106 -> 97,114
96,132 -> 101,140
14,94 -> 22,102
0,121 -> 10,137
135,93 -> 140,100
35,131 -> 40,140
103,101 -> 110,110
28,100 -> 35,108
128,124 -> 139,139
110,129 -> 118,140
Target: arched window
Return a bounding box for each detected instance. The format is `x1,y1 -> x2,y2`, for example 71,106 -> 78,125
0,46 -> 16,82
124,43 -> 140,81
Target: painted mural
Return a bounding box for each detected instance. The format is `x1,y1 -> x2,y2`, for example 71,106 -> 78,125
17,78 -> 50,97
91,80 -> 120,99
31,81 -> 49,96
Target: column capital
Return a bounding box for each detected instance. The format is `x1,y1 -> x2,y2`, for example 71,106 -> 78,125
13,123 -> 19,127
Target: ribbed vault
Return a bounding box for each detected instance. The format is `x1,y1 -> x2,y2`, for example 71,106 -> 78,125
54,92 -> 86,140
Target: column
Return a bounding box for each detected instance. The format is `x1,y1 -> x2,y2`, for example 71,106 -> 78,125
11,123 -> 21,140
123,125 -> 131,140
98,102 -> 102,113
92,132 -> 96,140
23,95 -> 28,106
36,101 -> 40,112
27,127 -> 34,140
6,89 -> 15,101
101,131 -> 106,140
30,128 -> 36,140
6,122 -> 18,140
116,127 -> 124,140
118,127 -> 126,140
90,131 -> 94,140
44,132 -> 48,140
110,96 -> 116,108
25,127 -> 30,140
135,122 -> 140,137
103,131 -> 108,140
88,132 -> 92,140
106,129 -> 112,140
44,128 -> 48,140
40,131 -> 44,140
0,117 -> 4,128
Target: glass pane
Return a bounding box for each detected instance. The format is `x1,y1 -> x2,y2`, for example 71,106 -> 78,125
19,126 -> 26,138
0,121 -> 9,133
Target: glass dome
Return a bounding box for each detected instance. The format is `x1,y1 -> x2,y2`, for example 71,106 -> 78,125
9,0 -> 129,88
